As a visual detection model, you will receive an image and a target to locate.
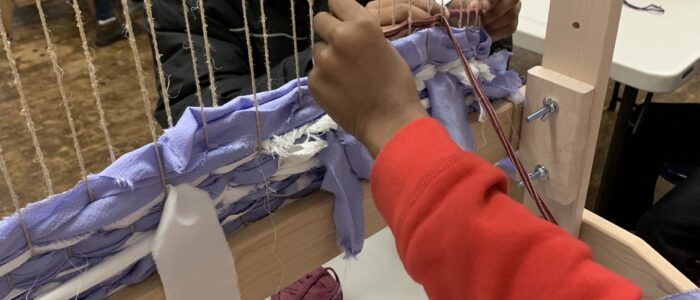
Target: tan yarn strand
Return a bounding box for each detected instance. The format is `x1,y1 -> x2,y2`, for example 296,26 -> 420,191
289,0 -> 303,102
476,0 -> 481,28
182,0 -> 211,148
0,146 -> 35,255
253,157 -> 286,294
459,0 -> 464,27
241,0 -> 264,149
34,0 -> 94,200
258,0 -> 272,91
391,0 -> 396,26
71,0 -> 116,162
120,0 -> 168,189
307,0 -> 314,66
143,0 -> 174,127
466,0 -> 471,27
408,0 -> 412,32
196,0 -> 219,106
0,9 -> 54,196
3,276 -> 13,290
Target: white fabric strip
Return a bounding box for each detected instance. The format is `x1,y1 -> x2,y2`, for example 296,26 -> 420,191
0,251 -> 30,277
152,184 -> 241,300
2,288 -> 24,300
35,231 -> 155,300
414,59 -> 495,91
103,192 -> 166,231
218,184 -> 259,208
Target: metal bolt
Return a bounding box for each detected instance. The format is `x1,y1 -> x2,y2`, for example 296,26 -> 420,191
518,165 -> 549,188
526,97 -> 559,122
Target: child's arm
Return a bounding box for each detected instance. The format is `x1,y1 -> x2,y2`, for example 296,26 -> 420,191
371,117 -> 642,300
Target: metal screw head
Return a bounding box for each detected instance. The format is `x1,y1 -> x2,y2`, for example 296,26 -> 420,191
542,97 -> 559,117
526,97 -> 559,122
532,164 -> 549,179
518,164 -> 549,188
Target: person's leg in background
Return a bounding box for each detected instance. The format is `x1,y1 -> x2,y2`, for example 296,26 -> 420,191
94,0 -> 114,23
94,0 -> 125,47
604,102 -> 700,283
603,102 -> 700,230
636,167 -> 700,283
603,122 -> 661,230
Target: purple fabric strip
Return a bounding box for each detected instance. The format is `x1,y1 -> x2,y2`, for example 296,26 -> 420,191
319,131 -> 365,256
427,72 -> 474,150
661,290 -> 700,300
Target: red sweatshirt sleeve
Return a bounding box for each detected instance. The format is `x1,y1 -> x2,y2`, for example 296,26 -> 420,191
370,118 -> 642,300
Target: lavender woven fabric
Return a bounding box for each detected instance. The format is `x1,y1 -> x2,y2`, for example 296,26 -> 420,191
0,27 -> 521,299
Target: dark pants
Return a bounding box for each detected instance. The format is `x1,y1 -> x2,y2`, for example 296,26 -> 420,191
637,168 -> 700,283
603,103 -> 700,229
94,0 -> 113,21
603,102 -> 700,282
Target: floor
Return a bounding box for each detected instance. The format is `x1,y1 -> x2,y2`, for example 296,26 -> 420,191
0,0 -> 698,219
0,0 -> 158,215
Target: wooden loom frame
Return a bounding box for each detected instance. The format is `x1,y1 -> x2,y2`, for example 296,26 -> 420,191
110,1 -> 697,299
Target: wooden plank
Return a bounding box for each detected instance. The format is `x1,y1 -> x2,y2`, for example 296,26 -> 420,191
581,210 -> 698,299
111,184 -> 380,300
469,100 -> 521,162
233,184 -> 383,300
110,101 -> 521,300
520,0 -> 623,235
520,66 -> 595,234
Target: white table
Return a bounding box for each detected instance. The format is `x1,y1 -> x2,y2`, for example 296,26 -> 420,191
514,0 -> 700,93
324,228 -> 428,300
514,0 -> 700,225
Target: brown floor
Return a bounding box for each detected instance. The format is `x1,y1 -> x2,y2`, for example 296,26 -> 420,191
0,2 -> 698,217
0,0 -> 158,215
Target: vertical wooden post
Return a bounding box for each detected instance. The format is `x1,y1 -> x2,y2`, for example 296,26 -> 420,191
520,0 -> 623,235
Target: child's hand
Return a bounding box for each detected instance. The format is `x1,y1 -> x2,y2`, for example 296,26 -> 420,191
309,0 -> 428,156
365,0 -> 449,38
480,0 -> 521,41
448,0 -> 521,41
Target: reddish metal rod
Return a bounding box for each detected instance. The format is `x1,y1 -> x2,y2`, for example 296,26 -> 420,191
383,13 -> 558,224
